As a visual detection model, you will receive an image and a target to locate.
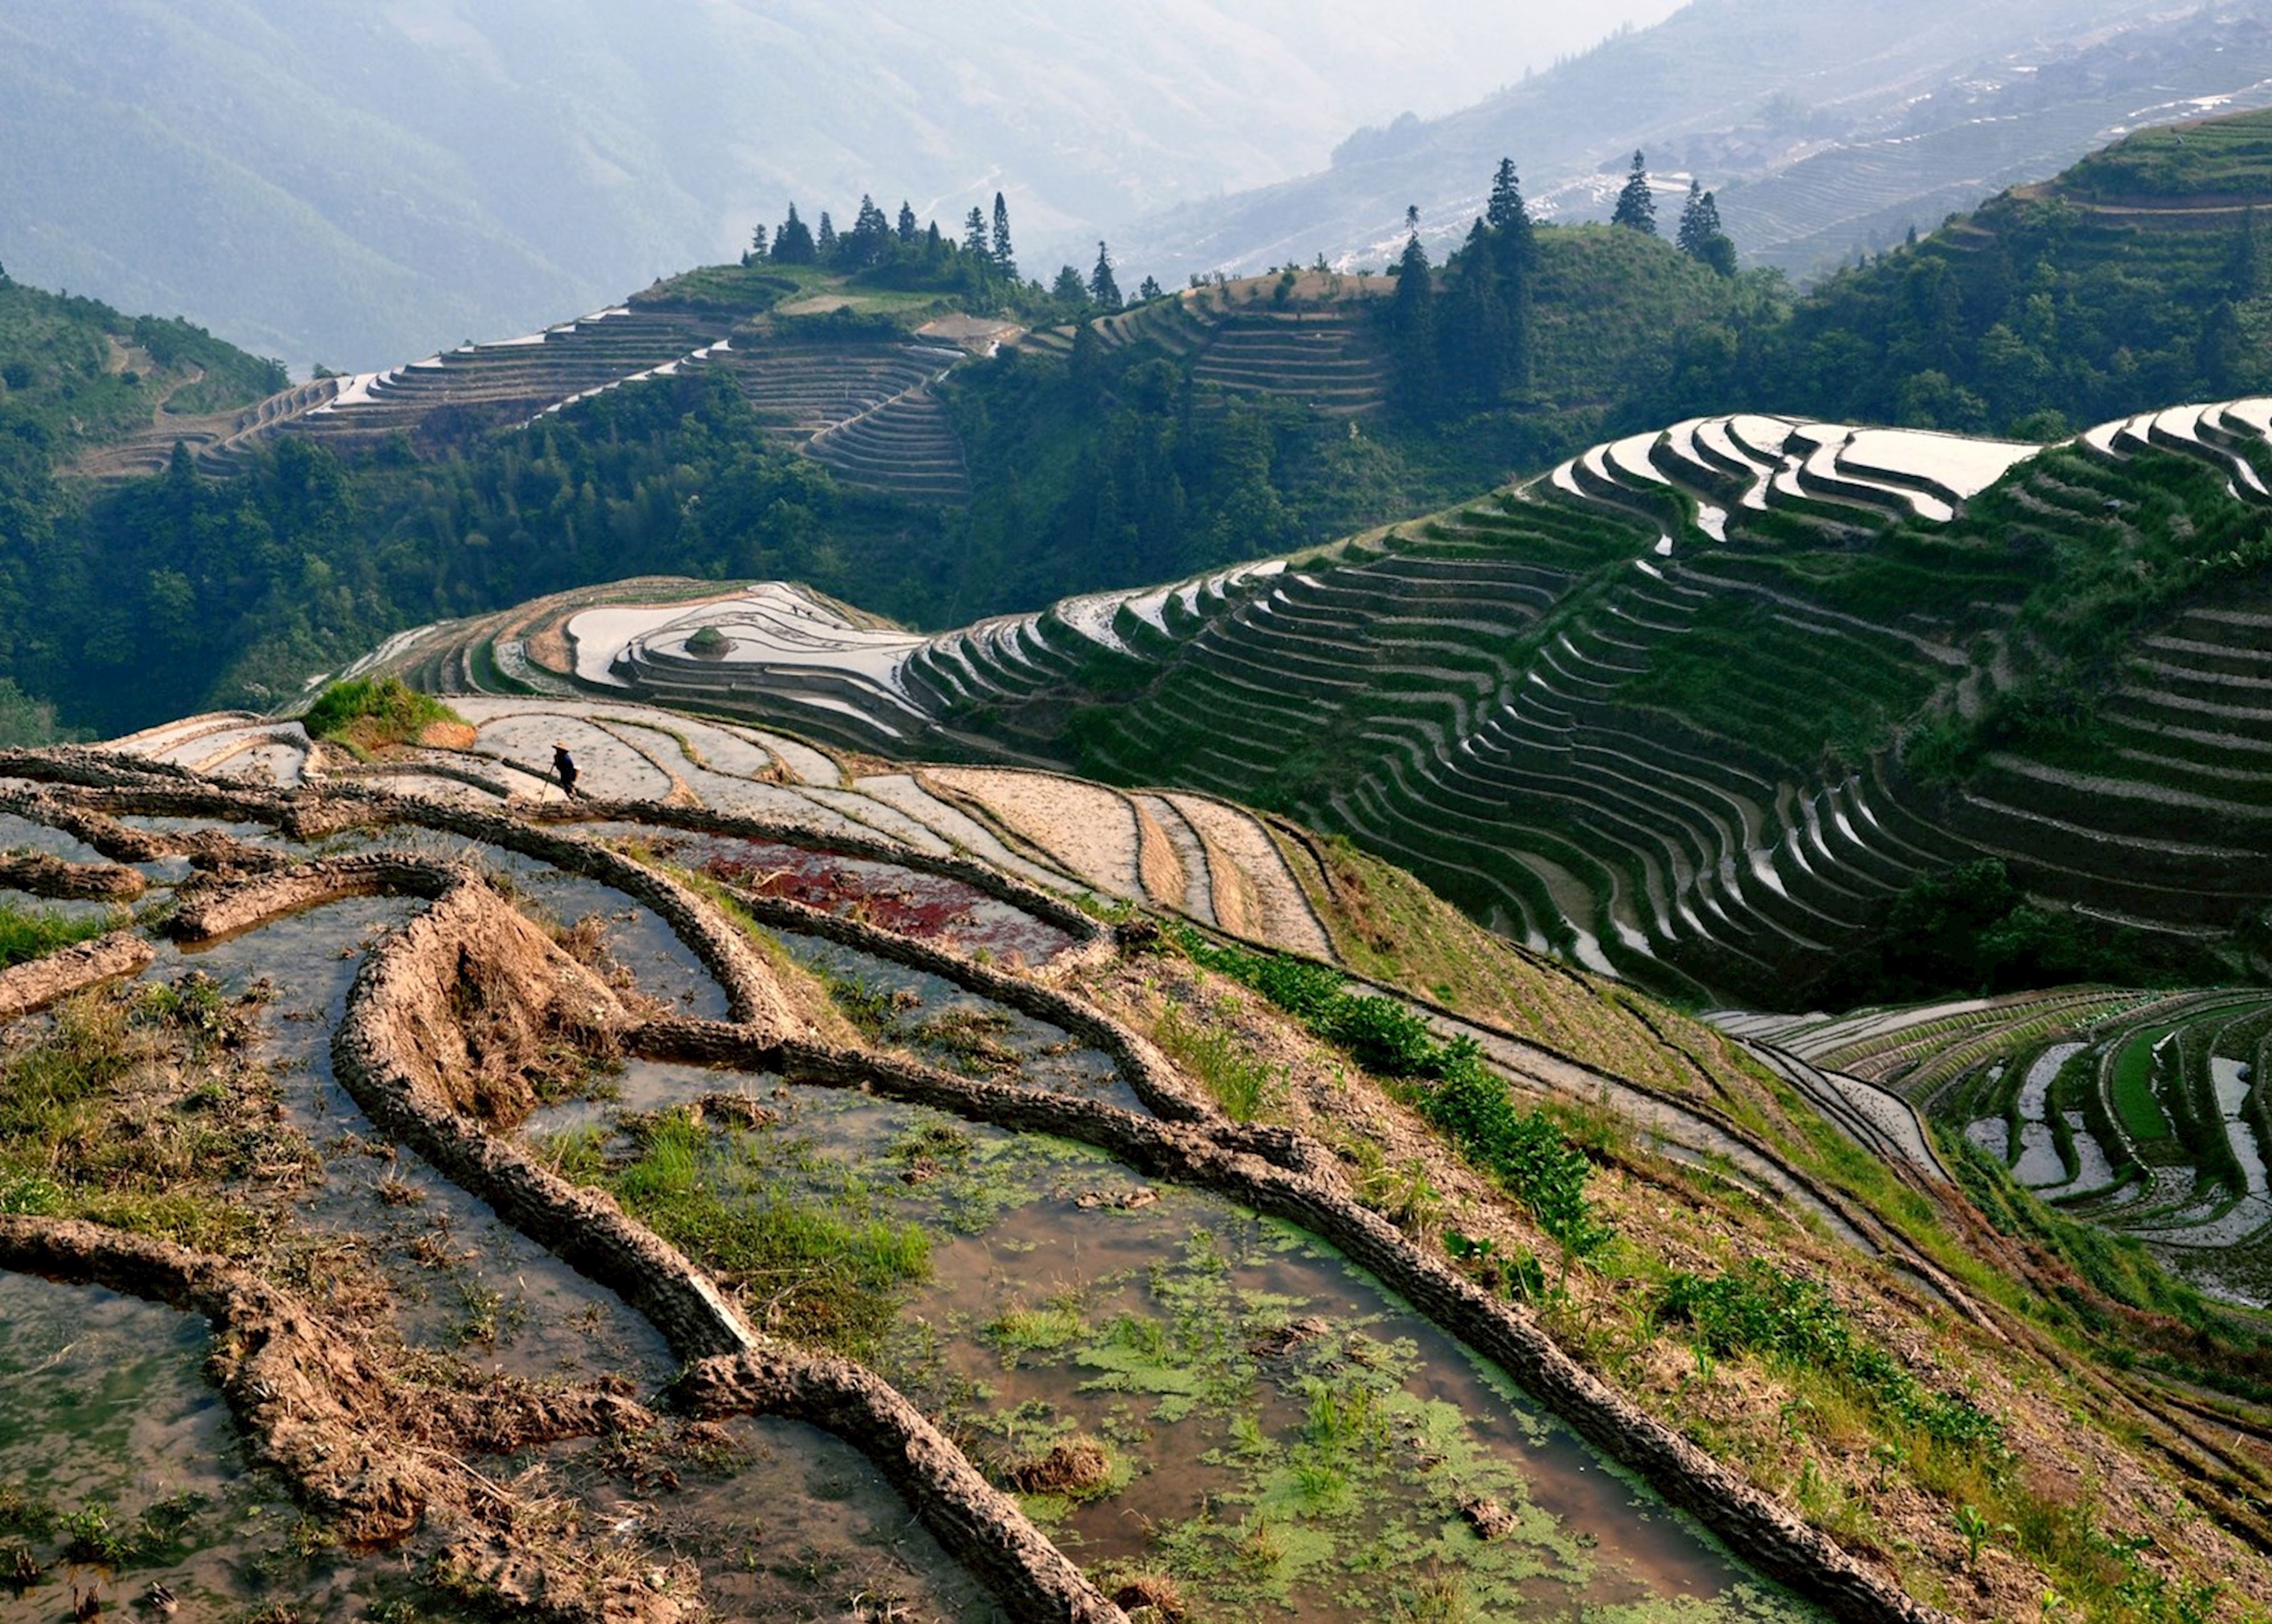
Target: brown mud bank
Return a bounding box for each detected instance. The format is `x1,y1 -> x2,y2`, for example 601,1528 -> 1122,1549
0,748 -> 1986,1622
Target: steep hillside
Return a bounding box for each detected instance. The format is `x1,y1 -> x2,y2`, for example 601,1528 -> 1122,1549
0,0 -> 1616,370
10,223 -> 1779,741
0,273 -> 283,473
0,688 -> 2251,1620
1119,0 -> 2272,284
1655,104 -> 2272,438
458,404 -> 2272,1021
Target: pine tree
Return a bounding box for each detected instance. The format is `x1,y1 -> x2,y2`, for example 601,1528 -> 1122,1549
1052,265 -> 1088,303
1611,151 -> 1656,234
772,204 -> 816,264
749,223 -> 769,258
1089,241 -> 1122,311
1676,181 -> 1710,257
1670,184 -> 1735,274
1695,197 -> 1738,275
1486,157 -> 1534,273
1442,220 -> 1509,406
1389,232 -> 1438,417
844,195 -> 892,268
896,201 -> 918,242
963,208 -> 991,264
1138,275 -> 1165,302
816,211 -> 839,262
991,193 -> 1016,279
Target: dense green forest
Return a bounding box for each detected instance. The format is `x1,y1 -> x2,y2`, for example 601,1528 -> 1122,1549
0,271 -> 283,738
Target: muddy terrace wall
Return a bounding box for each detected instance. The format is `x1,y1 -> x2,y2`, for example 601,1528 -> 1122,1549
0,748 -> 1966,1623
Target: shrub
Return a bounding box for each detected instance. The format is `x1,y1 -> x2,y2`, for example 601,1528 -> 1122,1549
1660,1261 -> 2001,1449
1172,925 -> 1606,1251
301,676 -> 463,750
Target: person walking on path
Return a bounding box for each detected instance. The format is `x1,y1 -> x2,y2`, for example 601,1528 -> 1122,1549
552,742 -> 580,799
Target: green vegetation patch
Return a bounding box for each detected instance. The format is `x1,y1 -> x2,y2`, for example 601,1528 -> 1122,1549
0,898 -> 117,969
600,1106 -> 930,1358
1660,1261 -> 2001,1448
301,676 -> 464,752
1171,925 -> 1606,1253
2110,1030 -> 2177,1142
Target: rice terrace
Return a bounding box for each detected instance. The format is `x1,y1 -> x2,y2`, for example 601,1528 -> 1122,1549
16,7 -> 2272,1624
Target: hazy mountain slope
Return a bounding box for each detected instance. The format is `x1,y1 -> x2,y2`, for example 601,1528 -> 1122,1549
0,0 -> 1649,372
1117,0 -> 2272,282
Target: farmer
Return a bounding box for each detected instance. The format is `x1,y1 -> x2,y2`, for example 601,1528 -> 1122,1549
552,742 -> 579,799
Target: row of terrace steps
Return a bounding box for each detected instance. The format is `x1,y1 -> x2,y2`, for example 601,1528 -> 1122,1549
707,342 -> 958,437
78,377 -> 342,479
320,310 -> 732,431
2082,399 -> 2272,502
1186,313 -> 1386,416
1549,414 -> 2045,542
803,384 -> 970,502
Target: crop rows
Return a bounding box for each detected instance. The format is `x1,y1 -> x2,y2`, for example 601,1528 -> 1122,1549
1746,985 -> 2272,1288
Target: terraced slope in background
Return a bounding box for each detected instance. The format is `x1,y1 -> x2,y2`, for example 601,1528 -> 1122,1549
402,404 -> 2272,1011
83,279 -> 980,504
60,690 -> 2272,1619
1727,987 -> 2272,1306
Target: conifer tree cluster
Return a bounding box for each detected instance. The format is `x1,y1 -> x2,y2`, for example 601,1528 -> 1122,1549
1389,159 -> 1538,417
743,189 -> 1145,317
1676,181 -> 1738,275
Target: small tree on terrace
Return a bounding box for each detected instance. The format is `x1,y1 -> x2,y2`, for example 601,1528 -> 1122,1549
1052,265 -> 1089,304
991,192 -> 1017,279
747,223 -> 769,262
896,200 -> 919,242
1138,274 -> 1165,302
1089,241 -> 1122,310
815,211 -> 839,261
1611,151 -> 1656,234
772,204 -> 817,264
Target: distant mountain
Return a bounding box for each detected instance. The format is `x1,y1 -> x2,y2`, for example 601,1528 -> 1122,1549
0,0 -> 1634,373
1117,0 -> 2272,284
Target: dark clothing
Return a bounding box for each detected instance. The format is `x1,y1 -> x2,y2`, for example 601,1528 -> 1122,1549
553,748 -> 579,797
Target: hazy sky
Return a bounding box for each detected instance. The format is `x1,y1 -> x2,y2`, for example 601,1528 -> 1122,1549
1325,0 -> 1692,120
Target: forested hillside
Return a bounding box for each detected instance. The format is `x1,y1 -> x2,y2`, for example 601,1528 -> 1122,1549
1640,108 -> 2272,435
0,271 -> 283,740
17,101 -> 2272,748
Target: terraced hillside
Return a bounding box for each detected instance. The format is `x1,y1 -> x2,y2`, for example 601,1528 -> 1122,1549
1727,986 -> 2272,1307
34,688 -> 2272,1620
409,402 -> 2272,1010
84,274 -> 983,502
1022,275 -> 1392,419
